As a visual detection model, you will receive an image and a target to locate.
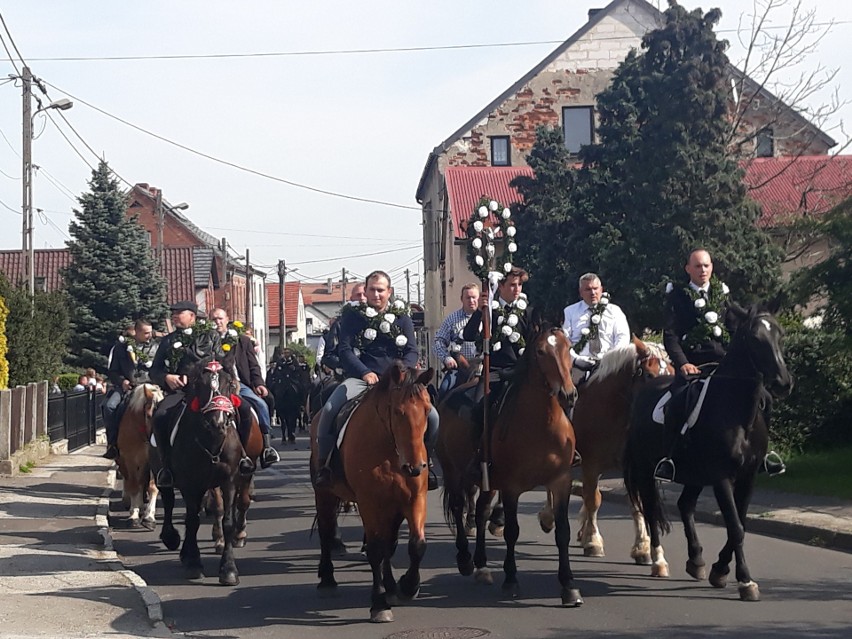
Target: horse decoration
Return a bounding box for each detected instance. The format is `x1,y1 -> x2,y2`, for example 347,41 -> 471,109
537,336 -> 673,563
438,323 -> 583,607
624,306 -> 793,601
310,362 -> 434,623
116,383 -> 164,528
157,355 -> 260,586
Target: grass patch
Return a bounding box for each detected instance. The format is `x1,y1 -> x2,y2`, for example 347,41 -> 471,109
757,446 -> 852,500
18,461 -> 35,473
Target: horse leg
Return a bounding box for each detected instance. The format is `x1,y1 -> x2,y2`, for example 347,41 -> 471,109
552,481 -> 583,607
209,488 -> 225,554
473,489 -> 495,585
488,493 -> 505,538
538,489 -> 555,534
159,487 -> 181,551
464,485 -> 477,537
678,484 -> 706,580
500,491 -> 521,597
233,478 -> 252,549
639,476 -> 668,578
629,499 -> 652,566
365,535 -> 394,623
398,501 -> 427,601
580,469 -> 604,557
218,482 -> 240,586
446,478 -> 474,576
142,475 -> 158,529
315,489 -> 341,593
180,490 -> 204,580
711,479 -> 759,601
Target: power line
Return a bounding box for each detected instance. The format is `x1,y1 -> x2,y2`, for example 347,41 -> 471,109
204,225 -> 414,242
289,244 -> 422,266
41,80 -> 420,211
0,195 -> 20,214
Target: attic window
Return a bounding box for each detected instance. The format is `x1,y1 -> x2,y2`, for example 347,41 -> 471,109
756,128 -> 774,158
491,136 -> 510,166
563,106 -> 593,154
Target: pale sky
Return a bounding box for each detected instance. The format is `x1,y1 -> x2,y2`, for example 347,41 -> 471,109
0,0 -> 849,298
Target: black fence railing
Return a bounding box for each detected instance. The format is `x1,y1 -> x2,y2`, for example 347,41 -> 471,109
47,390 -> 106,452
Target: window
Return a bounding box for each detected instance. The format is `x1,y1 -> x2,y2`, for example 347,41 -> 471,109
562,106 -> 594,154
490,136 -> 510,166
756,128 -> 774,158
34,276 -> 46,292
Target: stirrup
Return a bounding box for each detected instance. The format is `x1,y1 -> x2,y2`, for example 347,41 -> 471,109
654,458 -> 676,483
156,468 -> 174,489
763,451 -> 786,477
238,456 -> 256,476
571,449 -> 582,467
260,447 -> 280,469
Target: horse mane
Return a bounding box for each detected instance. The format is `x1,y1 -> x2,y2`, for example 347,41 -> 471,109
126,383 -> 162,412
587,344 -> 638,385
376,361 -> 428,401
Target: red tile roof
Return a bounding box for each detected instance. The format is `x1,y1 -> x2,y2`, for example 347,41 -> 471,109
445,166 -> 533,239
162,247 -> 195,305
0,249 -> 71,291
298,280 -> 360,304
266,281 -> 302,329
744,156 -> 852,227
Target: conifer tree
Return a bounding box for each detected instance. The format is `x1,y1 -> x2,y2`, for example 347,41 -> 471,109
515,1 -> 781,330
63,160 -> 168,370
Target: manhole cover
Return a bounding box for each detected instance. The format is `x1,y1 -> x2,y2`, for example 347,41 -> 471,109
384,629 -> 490,639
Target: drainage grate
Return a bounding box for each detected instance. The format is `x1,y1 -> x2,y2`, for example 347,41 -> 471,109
384,629 -> 490,639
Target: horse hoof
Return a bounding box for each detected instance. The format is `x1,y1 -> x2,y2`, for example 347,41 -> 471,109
142,518 -> 156,531
634,553 -> 652,566
651,562 -> 669,578
129,518 -> 142,529
214,542 -> 225,555
501,581 -> 520,599
370,609 -> 394,623
330,538 -> 348,556
233,537 -> 246,549
160,529 -> 180,551
185,567 -> 204,581
709,567 -> 728,588
538,512 -> 555,534
458,558 -> 474,577
561,588 -> 584,607
583,545 -> 605,558
398,579 -> 420,601
464,526 -> 476,538
474,567 -> 493,585
488,522 -> 504,538
686,560 -> 706,581
219,571 -> 239,587
738,581 -> 760,602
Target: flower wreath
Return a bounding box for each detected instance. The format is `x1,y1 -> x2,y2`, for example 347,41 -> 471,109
118,334 -> 154,369
665,276 -> 731,351
486,295 -> 528,353
164,318 -> 238,373
572,292 -> 610,355
466,196 -> 517,281
350,298 -> 412,350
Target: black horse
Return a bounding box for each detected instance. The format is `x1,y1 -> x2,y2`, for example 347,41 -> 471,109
269,359 -> 311,443
157,355 -> 252,586
624,305 -> 793,601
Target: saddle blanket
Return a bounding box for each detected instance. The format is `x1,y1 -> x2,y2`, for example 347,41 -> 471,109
652,378 -> 712,434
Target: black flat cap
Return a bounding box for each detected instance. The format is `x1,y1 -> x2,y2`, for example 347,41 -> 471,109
170,300 -> 198,314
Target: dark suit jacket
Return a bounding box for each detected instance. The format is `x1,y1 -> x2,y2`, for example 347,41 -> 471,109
233,334 -> 265,389
462,303 -> 534,371
663,284 -> 737,370
337,309 -> 418,379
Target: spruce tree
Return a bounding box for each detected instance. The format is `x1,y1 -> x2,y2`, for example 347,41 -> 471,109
63,160 -> 168,371
516,1 -> 781,330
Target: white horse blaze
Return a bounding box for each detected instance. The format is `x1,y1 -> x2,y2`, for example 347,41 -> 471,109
547,335 -> 558,347
760,319 -> 772,331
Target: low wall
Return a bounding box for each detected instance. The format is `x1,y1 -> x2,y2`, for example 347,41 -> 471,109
0,381 -> 49,476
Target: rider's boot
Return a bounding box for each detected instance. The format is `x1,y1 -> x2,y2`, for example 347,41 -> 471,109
654,457 -> 676,483
427,458 -> 439,491
103,444 -> 119,460
260,433 -> 280,469
761,450 -> 786,476
155,428 -> 174,489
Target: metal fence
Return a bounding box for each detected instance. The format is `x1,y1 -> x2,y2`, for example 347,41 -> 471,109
47,389 -> 105,452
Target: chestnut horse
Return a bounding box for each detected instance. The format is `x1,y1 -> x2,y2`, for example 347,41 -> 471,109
624,307 -> 793,601
439,323 -> 582,606
116,383 -> 164,528
310,362 -> 434,623
537,337 -> 673,562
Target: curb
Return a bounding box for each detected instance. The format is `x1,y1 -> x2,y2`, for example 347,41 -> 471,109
98,467 -> 172,634
595,484 -> 852,554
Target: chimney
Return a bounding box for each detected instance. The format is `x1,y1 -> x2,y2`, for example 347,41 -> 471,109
326,277 -> 333,295
588,8 -> 603,21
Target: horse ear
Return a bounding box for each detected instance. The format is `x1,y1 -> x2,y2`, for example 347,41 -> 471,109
417,368 -> 434,385
390,362 -> 406,385
765,290 -> 787,315
632,334 -> 649,358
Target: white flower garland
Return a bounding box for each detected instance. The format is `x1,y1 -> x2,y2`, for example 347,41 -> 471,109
467,196 -> 517,281
347,298 -> 411,350
572,292 -> 610,354
488,294 -> 528,352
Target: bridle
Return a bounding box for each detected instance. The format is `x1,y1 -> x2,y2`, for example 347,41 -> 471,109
189,360 -> 240,464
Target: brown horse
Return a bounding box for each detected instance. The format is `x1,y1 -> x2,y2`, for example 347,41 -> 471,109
310,362 -> 434,623
116,383 -> 164,528
439,323 -> 582,606
537,337 -> 674,562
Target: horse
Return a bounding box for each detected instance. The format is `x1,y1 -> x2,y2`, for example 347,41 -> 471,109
439,323 -> 583,606
310,361 -> 434,623
537,336 -> 674,562
624,306 -> 793,601
157,356 -> 256,586
271,361 -> 310,444
116,383 -> 164,528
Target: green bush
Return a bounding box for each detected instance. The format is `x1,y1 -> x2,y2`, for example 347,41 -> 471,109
772,315 -> 852,453
56,373 -> 82,391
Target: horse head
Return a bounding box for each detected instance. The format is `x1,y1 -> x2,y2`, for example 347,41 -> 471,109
525,322 -> 576,406
732,306 -> 794,399
185,356 -> 241,440
632,335 -> 675,378
376,361 -> 434,478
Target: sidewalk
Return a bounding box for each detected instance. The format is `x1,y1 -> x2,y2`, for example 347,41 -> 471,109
0,444 -> 171,639
0,447 -> 850,639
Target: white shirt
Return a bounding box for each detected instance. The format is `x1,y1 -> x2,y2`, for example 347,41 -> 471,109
562,299 -> 631,358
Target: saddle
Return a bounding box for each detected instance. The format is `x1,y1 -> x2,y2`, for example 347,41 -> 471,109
652,364 -> 718,433
333,389 -> 370,448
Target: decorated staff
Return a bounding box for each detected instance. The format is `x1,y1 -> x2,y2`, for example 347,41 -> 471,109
465,196 -> 517,490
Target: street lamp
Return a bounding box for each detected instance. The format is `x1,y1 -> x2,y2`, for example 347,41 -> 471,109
22,64 -> 73,298
155,196 -> 189,269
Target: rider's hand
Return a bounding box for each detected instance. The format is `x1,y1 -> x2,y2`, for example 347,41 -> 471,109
362,372 -> 379,385
165,374 -> 186,390
680,363 -> 700,376
254,384 -> 269,397
478,293 -> 490,311
121,379 -> 132,392
444,357 -> 458,370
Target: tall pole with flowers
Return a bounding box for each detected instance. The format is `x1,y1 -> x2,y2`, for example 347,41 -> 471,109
466,197 -> 518,490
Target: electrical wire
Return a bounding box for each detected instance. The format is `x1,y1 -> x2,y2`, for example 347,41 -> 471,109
204,225 -> 414,242
289,244 -> 421,266
0,195 -> 20,214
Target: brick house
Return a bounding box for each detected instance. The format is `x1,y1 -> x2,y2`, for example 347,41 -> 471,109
415,0 -> 845,370
266,281 -> 307,356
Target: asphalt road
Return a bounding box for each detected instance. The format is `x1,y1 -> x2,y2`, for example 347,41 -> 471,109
110,432 -> 852,639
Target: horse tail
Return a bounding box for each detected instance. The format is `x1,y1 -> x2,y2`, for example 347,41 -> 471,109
623,433 -> 671,536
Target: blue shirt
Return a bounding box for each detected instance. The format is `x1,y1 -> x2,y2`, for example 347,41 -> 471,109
337,307 -> 419,378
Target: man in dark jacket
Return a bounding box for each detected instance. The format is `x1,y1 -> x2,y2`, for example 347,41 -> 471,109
102,319 -> 159,459
313,271 -> 438,488
211,308 -> 279,468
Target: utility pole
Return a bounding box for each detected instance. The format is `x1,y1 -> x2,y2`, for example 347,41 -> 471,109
405,268 -> 411,304
278,259 -> 287,350
155,188 -> 164,272
341,267 -> 347,304
220,237 -> 230,317
417,278 -> 421,306
245,248 -> 253,327
21,66 -> 33,298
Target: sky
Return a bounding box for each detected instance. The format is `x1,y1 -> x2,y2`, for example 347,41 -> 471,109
0,0 -> 849,299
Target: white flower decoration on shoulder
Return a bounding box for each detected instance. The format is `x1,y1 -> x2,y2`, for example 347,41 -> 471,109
365,307 -> 378,318
515,298 -> 528,311
395,335 -> 408,347
665,282 -> 673,294
721,282 -> 730,295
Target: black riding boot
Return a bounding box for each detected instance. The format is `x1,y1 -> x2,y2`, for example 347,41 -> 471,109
260,433 -> 280,469
155,425 -> 174,488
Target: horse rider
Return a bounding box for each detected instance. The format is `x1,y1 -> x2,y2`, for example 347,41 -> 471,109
150,301 -> 250,488
562,273 -> 630,385
267,347 -> 308,444
210,308 -> 280,469
655,248 -> 784,480
313,270 -> 439,490
433,282 -> 480,397
102,319 -> 159,460
319,282 -> 367,376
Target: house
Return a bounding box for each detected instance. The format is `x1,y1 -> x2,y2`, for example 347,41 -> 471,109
266,281 -> 307,358
415,0 -> 843,370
